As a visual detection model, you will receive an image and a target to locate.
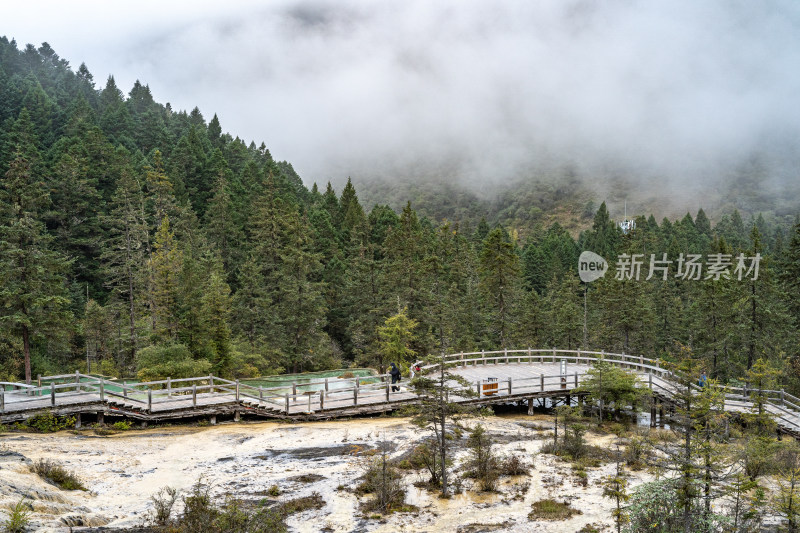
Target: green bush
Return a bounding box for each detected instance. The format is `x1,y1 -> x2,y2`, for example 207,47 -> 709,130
25,412 -> 75,433
112,420 -> 133,431
2,498 -> 32,533
31,459 -> 87,491
135,344 -> 212,382
529,499 -> 581,521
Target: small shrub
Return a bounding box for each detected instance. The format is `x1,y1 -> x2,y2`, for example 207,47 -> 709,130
149,486 -> 178,526
112,420 -> 133,431
624,436 -> 649,470
528,499 -> 582,521
358,452 -> 407,514
2,498 -> 32,533
338,371 -> 355,379
282,492 -> 325,515
31,459 -> 87,491
25,412 -> 75,433
267,485 -> 281,497
499,455 -> 528,476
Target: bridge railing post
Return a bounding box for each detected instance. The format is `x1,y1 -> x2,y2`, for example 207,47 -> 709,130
481,349 -> 485,365
167,377 -> 171,397
649,374 -> 653,390
782,389 -> 786,406
354,384 -> 359,406
51,382 -> 56,406
552,347 -> 556,362
0,390 -> 4,411
123,381 -> 128,398
325,378 -> 329,392
460,352 -> 464,365
285,393 -> 289,413
540,374 -> 544,392
477,380 -> 482,397
528,347 -> 532,364
386,381 -> 390,402
321,391 -> 325,410
508,378 -> 512,395
193,384 -> 197,407
99,382 -> 104,402
574,372 -> 578,388
147,390 -> 152,413
235,380 -> 240,402
504,348 -> 508,364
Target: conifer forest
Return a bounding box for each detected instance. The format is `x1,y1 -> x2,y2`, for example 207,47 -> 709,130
0,36 -> 799,396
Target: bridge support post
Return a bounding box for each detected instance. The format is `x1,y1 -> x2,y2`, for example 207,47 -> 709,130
659,402 -> 665,428
75,413 -> 81,429
650,399 -> 656,428
97,412 -> 104,426
527,397 -> 535,415
210,415 -> 217,425
234,410 -> 240,422
140,421 -> 147,429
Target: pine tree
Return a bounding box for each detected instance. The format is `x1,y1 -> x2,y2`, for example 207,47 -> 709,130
149,215 -> 182,341
0,149 -> 72,382
101,153 -> 148,368
478,227 -> 522,347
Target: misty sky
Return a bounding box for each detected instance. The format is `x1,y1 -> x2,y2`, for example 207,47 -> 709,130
5,0 -> 800,192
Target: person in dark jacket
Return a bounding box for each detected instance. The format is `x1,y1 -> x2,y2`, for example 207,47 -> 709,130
390,362 -> 401,392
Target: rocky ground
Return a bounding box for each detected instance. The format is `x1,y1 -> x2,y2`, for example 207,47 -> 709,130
0,413 -> 650,532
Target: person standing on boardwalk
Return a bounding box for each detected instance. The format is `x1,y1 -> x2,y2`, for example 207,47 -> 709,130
699,371 -> 707,388
390,362 -> 401,392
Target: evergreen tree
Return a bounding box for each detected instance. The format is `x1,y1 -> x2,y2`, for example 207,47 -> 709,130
0,149 -> 72,382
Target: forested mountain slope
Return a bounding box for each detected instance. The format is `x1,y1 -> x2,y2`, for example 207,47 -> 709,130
1,38 -> 799,394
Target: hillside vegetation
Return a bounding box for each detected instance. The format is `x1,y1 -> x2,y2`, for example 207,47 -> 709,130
1,38 -> 799,396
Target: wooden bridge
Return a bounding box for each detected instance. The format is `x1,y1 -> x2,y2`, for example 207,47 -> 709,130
2,349 -> 800,436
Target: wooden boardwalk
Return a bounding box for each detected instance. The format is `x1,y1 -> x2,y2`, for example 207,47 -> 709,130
3,349 -> 800,436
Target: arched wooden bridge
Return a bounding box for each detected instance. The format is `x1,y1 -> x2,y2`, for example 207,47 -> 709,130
2,349 -> 799,436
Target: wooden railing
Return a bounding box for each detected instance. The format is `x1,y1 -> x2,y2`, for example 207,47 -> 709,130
2,350 -> 799,434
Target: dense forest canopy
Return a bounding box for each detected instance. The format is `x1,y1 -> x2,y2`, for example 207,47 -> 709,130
1,38 -> 799,393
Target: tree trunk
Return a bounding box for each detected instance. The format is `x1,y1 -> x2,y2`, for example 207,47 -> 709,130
23,324 -> 32,384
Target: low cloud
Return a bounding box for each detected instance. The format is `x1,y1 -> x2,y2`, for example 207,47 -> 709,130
6,0 -> 800,205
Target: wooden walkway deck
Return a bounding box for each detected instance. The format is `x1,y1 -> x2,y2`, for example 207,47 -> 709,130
3,349 -> 800,436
